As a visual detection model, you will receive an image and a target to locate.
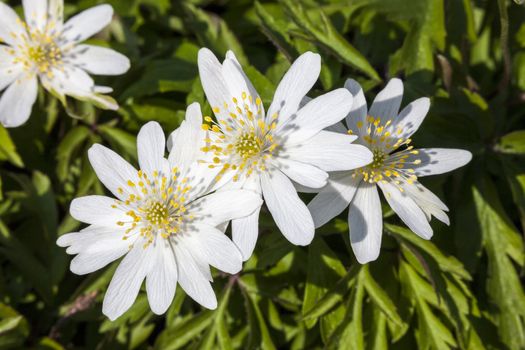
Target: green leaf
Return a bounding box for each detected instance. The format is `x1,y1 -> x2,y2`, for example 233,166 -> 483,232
399,0 -> 445,75
386,224 -> 471,280
154,310 -> 214,350
98,125 -> 137,161
280,0 -> 380,81
400,261 -> 457,350
325,269 -> 365,349
0,125 -> 24,167
180,3 -> 248,66
254,2 -> 298,61
121,58 -> 198,99
195,282 -> 234,350
302,238 -> 346,328
302,265 -> 360,321
473,177 -> 525,349
56,125 -> 91,181
362,265 -> 405,327
496,130 -> 525,154
0,303 -> 30,350
241,281 -> 277,350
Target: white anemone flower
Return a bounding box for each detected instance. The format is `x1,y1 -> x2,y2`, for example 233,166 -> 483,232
57,106 -> 263,321
0,0 -> 130,127
308,78 -> 472,264
197,48 -> 373,260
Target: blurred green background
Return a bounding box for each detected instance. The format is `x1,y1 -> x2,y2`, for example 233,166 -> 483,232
1,0 -> 525,349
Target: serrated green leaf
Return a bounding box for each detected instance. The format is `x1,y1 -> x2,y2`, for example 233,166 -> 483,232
302,265 -> 360,322
154,309 -> 214,350
280,0 -> 380,80
400,261 -> 457,350
362,265 -> 405,327
181,3 -> 248,66
302,238 -> 346,328
386,224 -> 471,280
473,177 -> 525,349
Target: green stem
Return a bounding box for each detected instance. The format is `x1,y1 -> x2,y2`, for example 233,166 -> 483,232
497,0 -> 511,91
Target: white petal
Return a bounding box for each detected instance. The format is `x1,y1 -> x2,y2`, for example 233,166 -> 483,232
0,46 -> 23,91
44,66 -> 118,109
267,52 -> 320,127
387,97 -> 429,141
280,89 -> 353,144
0,2 -> 26,46
378,181 -> 433,239
344,79 -> 368,134
166,128 -> 178,152
57,225 -> 125,254
48,0 -> 64,32
146,241 -> 178,315
67,228 -> 131,275
61,4 -> 113,44
197,48 -> 231,122
23,0 -> 48,33
403,182 -> 449,225
308,173 -> 360,228
223,51 -> 262,114
190,224 -> 243,274
325,121 -> 347,134
69,195 -> 129,227
273,157 -> 328,189
137,121 -> 165,176
168,102 -> 204,172
283,131 -> 373,172
348,183 -> 383,264
103,243 -> 154,321
87,144 -> 140,201
368,78 -> 403,121
67,45 -> 130,76
45,65 -> 92,95
174,242 -> 217,309
294,181 -> 322,193
0,76 -> 38,128
188,189 -> 263,226
230,175 -> 262,261
93,85 -> 112,94
232,207 -> 260,261
261,170 -> 314,245
413,148 -> 472,177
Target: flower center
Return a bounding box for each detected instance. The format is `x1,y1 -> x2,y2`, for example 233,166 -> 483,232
27,40 -> 62,72
200,91 -> 280,181
351,116 -> 422,187
9,22 -> 65,78
114,168 -> 195,248
370,148 -> 387,169
145,201 -> 169,226
25,29 -> 63,76
235,132 -> 262,159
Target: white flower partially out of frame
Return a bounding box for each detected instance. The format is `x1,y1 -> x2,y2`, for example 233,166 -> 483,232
196,48 -> 373,261
308,78 -> 472,264
0,0 -> 130,128
57,105 -> 263,321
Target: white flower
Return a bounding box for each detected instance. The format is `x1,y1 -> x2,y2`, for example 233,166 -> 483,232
57,105 -> 262,321
197,48 -> 373,260
308,78 -> 472,264
0,0 -> 130,128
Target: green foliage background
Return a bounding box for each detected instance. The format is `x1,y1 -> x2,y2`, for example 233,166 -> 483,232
1,0 -> 525,349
